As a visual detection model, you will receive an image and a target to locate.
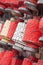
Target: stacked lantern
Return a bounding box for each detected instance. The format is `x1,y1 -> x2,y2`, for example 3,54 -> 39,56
0,0 -> 43,65
0,0 -> 39,58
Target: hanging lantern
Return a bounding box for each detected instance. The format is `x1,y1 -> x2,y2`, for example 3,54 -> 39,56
23,18 -> 42,47
0,18 -> 18,44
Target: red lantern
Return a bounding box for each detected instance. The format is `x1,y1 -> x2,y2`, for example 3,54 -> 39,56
0,18 -> 18,43
23,18 -> 42,47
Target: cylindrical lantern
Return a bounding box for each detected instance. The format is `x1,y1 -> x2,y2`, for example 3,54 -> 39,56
23,18 -> 42,47
0,18 -> 18,44
12,19 -> 25,52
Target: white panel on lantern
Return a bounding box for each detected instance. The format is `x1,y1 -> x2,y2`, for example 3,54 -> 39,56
12,22 -> 26,42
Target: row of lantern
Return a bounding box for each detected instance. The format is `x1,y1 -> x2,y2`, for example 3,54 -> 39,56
0,0 -> 43,61
0,16 -> 43,57
0,0 -> 43,17
0,49 -> 43,65
0,0 -> 38,16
